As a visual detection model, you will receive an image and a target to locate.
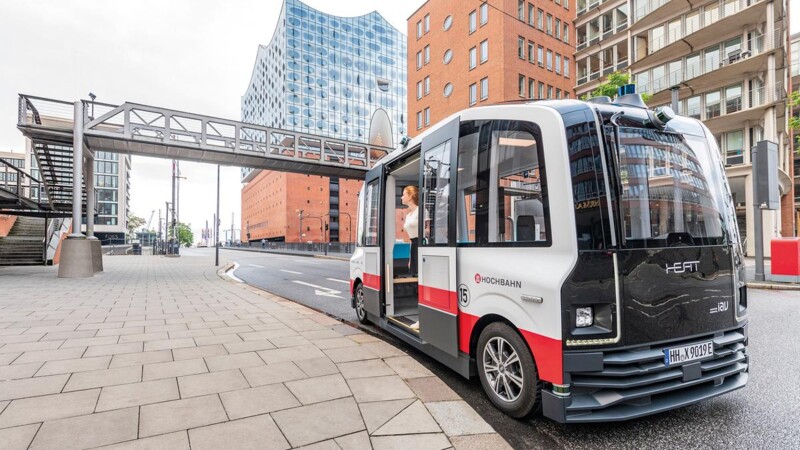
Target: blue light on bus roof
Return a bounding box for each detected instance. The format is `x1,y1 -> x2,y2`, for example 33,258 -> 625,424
617,84 -> 636,97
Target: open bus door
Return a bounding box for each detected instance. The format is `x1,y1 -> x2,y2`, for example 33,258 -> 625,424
418,117 -> 460,357
361,165 -> 385,323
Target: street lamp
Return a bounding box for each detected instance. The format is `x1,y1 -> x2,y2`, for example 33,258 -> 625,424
339,211 -> 353,253
88,92 -> 96,120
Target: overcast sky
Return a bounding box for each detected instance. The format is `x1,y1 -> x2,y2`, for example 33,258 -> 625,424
0,0 -> 416,242
0,2 -> 797,242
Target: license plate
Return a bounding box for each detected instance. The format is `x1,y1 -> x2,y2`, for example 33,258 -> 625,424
663,341 -> 714,366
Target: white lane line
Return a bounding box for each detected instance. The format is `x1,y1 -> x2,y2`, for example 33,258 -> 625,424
249,264 -> 264,268
227,263 -> 244,283
292,280 -> 344,298
326,278 -> 349,285
280,269 -> 302,274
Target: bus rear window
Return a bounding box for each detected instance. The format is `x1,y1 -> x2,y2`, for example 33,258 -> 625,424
616,127 -> 725,248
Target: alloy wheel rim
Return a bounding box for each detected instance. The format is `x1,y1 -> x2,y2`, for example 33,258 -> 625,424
356,288 -> 365,319
483,336 -> 523,402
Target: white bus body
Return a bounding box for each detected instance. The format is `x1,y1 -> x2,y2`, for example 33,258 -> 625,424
349,98 -> 748,423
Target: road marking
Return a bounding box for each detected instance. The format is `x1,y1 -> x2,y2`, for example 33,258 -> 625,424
280,269 -> 302,274
227,263 -> 244,283
326,278 -> 349,285
292,280 -> 343,298
250,264 -> 264,268
294,260 -> 319,264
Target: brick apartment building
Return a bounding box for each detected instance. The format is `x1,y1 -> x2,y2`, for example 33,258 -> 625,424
408,0 -> 574,137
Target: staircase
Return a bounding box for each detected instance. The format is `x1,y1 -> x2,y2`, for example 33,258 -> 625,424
0,216 -> 45,266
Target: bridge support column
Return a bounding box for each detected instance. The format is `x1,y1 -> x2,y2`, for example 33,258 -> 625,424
85,153 -> 103,272
58,101 -> 93,278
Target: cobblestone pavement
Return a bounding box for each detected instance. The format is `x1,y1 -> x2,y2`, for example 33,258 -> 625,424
0,253 -> 511,450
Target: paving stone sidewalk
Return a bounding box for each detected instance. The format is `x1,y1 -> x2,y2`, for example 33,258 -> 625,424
0,253 -> 511,450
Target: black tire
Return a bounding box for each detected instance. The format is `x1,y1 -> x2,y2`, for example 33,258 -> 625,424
354,282 -> 369,324
476,322 -> 541,419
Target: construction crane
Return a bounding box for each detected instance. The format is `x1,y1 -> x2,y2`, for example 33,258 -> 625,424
145,210 -> 155,231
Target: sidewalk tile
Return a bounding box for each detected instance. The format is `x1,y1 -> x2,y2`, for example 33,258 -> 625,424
60,336 -> 119,349
35,355 -> 111,376
0,353 -> 21,365
41,330 -> 97,341
360,341 -> 406,358
256,345 -> 325,364
406,377 -> 460,402
337,359 -> 395,379
0,388 -> 100,428
187,321 -> 227,330
334,431 -> 372,450
64,366 -> 142,391
370,433 -> 451,450
210,325 -> 253,335
241,361 -> 308,387
347,376 -> 415,403
294,357 -> 339,377
84,342 -> 143,357
272,397 -> 365,448
0,374 -> 70,401
29,407 -> 138,450
178,369 -> 249,398
96,378 -> 180,411
285,374 -> 351,405
220,384 -> 301,419
358,399 -> 415,433
193,334 -> 242,346
118,332 -> 169,343
168,329 -> 213,339
172,344 -> 228,361
109,350 -> 172,368
223,340 -> 275,354
0,334 -> 46,345
12,347 -> 85,365
143,337 -> 196,352
0,423 -> 39,450
312,337 -> 358,350
450,434 -> 514,450
0,362 -> 43,381
383,356 -> 435,380
95,326 -> 145,338
425,401 -> 495,436
268,335 -> 311,348
143,358 -> 207,381
188,414 -> 290,450
300,329 -> 343,340
0,341 -> 63,354
323,346 -> 379,363
139,394 -> 228,437
93,431 -> 189,450
76,322 -> 123,331
205,352 -> 265,372
294,439 -> 340,449
372,400 -> 441,436
146,324 -> 188,333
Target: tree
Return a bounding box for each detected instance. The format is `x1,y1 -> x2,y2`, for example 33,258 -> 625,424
168,222 -> 194,248
582,71 -> 652,103
789,90 -> 799,150
127,214 -> 146,237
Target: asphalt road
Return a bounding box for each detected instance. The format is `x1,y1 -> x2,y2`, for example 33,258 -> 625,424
215,248 -> 800,450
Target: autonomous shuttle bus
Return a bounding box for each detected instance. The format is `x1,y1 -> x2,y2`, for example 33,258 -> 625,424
349,94 -> 748,423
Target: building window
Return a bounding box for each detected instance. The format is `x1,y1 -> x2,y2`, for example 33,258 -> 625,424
424,76 -> 430,95
425,107 -> 431,126
480,77 -> 489,100
424,45 -> 430,64
537,46 -> 543,66
417,111 -> 423,129
424,14 -> 430,33
528,3 -> 535,26
469,47 -> 477,69
417,51 -> 422,69
480,2 -> 488,25
564,57 -> 570,78
546,50 -> 552,70
417,21 -> 422,39
538,82 -> 545,98
469,10 -> 477,33
528,41 -> 535,63
443,83 -> 454,97
564,24 -> 569,43
537,9 -> 543,30
480,39 -> 488,63
546,14 -> 552,35
417,81 -> 423,100
443,49 -> 453,64
518,36 -> 525,59
470,83 -> 477,105
519,74 -> 526,97
564,92 -> 570,99
556,89 -> 562,99
443,15 -> 453,31
555,54 -> 561,74
547,85 -> 553,99
528,78 -> 536,99
518,0 -> 525,20
555,19 -> 561,39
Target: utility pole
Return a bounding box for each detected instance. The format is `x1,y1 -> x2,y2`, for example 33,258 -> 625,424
231,212 -> 234,244
157,209 -> 162,254
215,165 -> 220,266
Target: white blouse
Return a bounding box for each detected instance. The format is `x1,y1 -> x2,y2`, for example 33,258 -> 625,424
404,207 -> 419,239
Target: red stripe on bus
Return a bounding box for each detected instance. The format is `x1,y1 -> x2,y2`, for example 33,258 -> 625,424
419,285 -> 458,315
457,312 -> 563,385
362,273 -> 381,291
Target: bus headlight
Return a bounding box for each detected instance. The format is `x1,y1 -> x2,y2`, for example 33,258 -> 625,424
576,307 -> 594,328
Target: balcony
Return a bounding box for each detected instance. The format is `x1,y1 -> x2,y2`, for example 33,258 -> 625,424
641,30 -> 781,105
631,0 -> 768,70
681,81 -> 786,132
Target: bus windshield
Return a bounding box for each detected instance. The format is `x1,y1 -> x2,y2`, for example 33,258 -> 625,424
615,126 -> 726,248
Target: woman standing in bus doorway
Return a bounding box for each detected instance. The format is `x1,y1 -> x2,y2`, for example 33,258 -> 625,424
402,186 -> 419,277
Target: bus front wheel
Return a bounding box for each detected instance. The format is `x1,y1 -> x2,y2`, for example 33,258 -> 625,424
354,283 -> 369,324
476,323 -> 541,418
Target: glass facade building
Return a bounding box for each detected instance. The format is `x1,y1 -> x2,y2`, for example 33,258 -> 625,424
241,0 -> 407,180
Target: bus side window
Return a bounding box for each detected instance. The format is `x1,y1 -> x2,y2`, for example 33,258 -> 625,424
456,120 -> 484,244
363,181 -> 380,246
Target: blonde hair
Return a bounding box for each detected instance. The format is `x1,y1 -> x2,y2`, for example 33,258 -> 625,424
403,186 -> 419,205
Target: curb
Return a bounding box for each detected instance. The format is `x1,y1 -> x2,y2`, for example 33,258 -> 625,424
313,254 -> 350,261
746,282 -> 800,291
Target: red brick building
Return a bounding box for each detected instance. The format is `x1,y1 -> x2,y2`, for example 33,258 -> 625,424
408,0 -> 574,137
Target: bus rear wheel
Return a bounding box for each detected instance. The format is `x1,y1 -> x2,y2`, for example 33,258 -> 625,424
354,283 -> 369,324
476,323 -> 541,418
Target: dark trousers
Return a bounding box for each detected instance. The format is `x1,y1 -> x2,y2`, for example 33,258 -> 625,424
410,238 -> 418,277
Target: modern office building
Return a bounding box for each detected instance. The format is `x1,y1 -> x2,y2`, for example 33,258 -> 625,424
239,0 -> 407,243
408,0 -> 574,138
575,0 -> 791,255
90,151 -> 131,243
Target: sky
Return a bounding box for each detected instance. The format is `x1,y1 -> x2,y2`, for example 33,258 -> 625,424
0,0 -> 417,242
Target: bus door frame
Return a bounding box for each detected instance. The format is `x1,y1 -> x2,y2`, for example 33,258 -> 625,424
418,116 -> 460,357
362,164 -> 385,322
